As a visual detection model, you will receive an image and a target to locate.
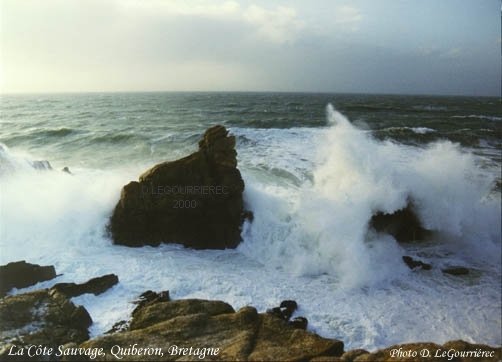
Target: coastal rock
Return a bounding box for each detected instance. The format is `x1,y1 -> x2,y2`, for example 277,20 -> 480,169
442,266 -> 469,276
402,256 -> 432,270
62,166 -> 73,174
109,125 -> 248,249
81,295 -> 344,361
370,204 -> 430,243
129,298 -> 234,331
51,274 -> 119,298
351,341 -> 501,361
0,260 -> 57,297
289,316 -> 308,330
0,289 -> 92,355
131,290 -> 170,315
267,300 -> 299,321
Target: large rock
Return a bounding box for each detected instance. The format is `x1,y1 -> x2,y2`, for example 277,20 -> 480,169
109,125 -> 248,249
0,261 -> 57,297
351,341 -> 501,361
370,204 -> 430,243
0,289 -> 92,356
80,295 -> 344,361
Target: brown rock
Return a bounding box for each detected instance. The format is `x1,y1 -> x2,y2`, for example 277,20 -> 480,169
109,125 -> 248,249
0,260 -> 57,297
130,299 -> 235,331
353,341 -> 501,362
51,274 -> 119,298
80,296 -> 344,361
0,289 -> 92,355
340,349 -> 369,361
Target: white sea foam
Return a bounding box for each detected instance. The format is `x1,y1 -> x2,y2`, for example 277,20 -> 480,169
240,104 -> 500,286
0,106 -> 500,350
452,115 -> 502,122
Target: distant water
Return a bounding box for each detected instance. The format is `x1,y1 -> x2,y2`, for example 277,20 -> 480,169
0,92 -> 500,350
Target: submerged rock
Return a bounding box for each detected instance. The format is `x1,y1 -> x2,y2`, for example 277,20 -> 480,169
0,260 -> 57,297
62,166 -> 73,174
109,125 -> 248,249
81,294 -> 344,361
0,289 -> 92,354
402,255 -> 432,270
51,274 -> 119,297
370,204 -> 430,243
442,266 -> 470,276
352,340 -> 500,361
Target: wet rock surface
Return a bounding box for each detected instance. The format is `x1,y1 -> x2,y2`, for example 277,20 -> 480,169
402,256 -> 432,270
370,204 -> 430,243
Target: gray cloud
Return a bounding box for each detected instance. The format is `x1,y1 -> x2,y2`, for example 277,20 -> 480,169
1,0 -> 499,96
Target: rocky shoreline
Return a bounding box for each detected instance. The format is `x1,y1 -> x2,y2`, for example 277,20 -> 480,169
0,261 -> 500,362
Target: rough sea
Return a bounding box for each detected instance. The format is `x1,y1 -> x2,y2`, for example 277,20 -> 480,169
0,92 -> 500,350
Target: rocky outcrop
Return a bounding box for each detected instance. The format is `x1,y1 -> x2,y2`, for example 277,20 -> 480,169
0,287 -> 500,362
51,274 -> 119,298
351,340 -> 500,361
0,289 -> 92,354
109,125 -> 249,249
0,261 -> 57,297
370,204 -> 430,243
81,295 -> 344,361
402,256 -> 432,270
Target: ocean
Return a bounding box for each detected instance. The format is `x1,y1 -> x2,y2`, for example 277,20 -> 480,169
0,92 -> 500,350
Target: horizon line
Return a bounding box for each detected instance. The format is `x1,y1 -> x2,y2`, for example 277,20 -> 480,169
1,89 -> 500,98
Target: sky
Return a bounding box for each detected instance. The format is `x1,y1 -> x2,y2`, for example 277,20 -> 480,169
0,0 -> 500,96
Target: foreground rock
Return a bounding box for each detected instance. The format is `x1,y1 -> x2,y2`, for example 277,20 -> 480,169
51,274 -> 119,298
351,340 -> 500,361
0,288 -> 500,361
0,261 -> 57,297
109,125 -> 249,249
81,294 -> 344,361
370,204 -> 430,243
0,289 -> 92,354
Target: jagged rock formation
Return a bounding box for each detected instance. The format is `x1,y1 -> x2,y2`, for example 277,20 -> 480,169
0,288 -> 500,361
109,125 -> 249,249
81,295 -> 345,361
0,289 -> 92,351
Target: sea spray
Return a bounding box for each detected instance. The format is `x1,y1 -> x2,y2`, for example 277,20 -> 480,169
240,104 -> 501,287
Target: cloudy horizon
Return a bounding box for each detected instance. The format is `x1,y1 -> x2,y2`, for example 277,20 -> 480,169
1,0 -> 500,96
